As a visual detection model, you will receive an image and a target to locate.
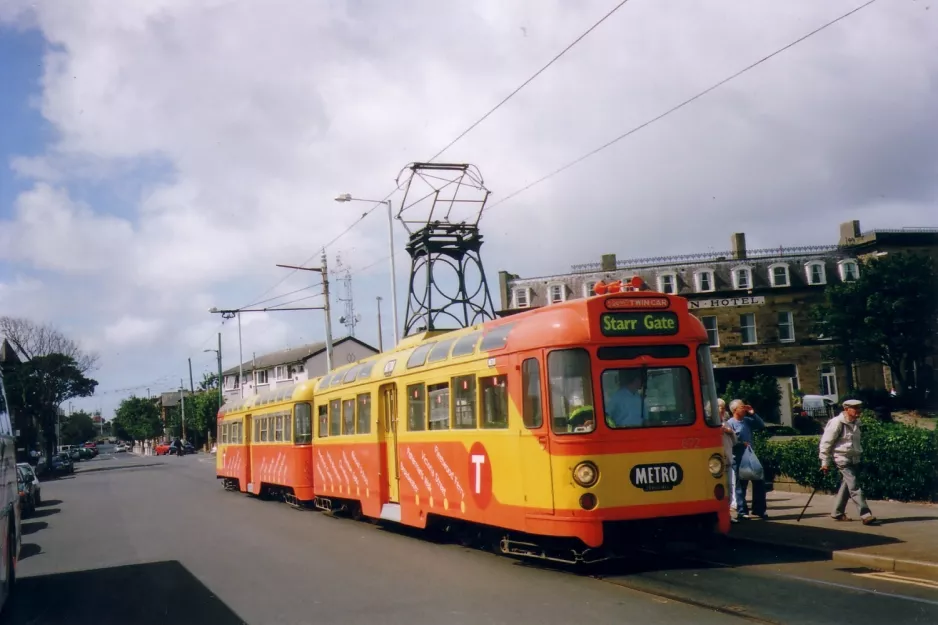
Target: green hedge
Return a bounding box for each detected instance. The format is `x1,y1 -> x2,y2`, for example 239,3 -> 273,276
753,412 -> 938,502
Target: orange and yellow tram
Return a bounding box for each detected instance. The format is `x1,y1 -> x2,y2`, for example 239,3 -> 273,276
218,284 -> 730,561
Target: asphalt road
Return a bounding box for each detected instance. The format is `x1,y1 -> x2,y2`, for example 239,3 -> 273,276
4,445 -> 938,625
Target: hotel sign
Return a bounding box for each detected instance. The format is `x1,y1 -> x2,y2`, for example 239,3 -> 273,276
689,296 -> 765,310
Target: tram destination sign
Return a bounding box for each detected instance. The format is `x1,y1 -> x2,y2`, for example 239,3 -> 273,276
600,312 -> 679,337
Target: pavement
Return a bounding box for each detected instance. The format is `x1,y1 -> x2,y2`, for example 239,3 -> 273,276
730,489 -> 938,581
4,446 -> 938,625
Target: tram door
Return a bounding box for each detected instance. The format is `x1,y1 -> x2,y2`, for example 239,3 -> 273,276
379,384 -> 400,503
244,414 -> 255,494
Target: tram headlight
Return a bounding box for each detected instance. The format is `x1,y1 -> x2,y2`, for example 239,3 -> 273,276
573,461 -> 599,488
708,453 -> 725,478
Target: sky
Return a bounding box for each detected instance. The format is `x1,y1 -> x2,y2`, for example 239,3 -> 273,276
0,0 -> 935,418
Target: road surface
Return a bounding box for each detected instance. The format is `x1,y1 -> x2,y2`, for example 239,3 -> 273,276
5,446 -> 938,624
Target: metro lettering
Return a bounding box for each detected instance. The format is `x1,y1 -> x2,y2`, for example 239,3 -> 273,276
634,467 -> 647,484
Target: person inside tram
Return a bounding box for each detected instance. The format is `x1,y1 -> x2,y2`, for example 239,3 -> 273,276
605,369 -> 650,427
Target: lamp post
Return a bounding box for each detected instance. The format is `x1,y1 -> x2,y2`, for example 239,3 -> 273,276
334,193 -> 400,347
204,331 -> 223,408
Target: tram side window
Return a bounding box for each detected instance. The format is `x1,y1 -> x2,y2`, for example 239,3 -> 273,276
481,375 -> 509,429
275,415 -> 284,442
452,375 -> 476,429
548,349 -> 595,434
342,399 -> 355,435
221,423 -> 229,444
317,405 -> 328,438
231,421 -> 240,444
522,358 -> 543,428
356,394 -> 371,434
253,420 -> 259,443
283,411 -> 291,441
260,417 -> 269,442
428,383 -> 450,430
295,403 -> 312,444
407,384 -> 426,431
329,399 -> 341,436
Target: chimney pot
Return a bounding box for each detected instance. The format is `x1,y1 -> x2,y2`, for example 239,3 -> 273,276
601,253 -> 617,272
731,233 -> 747,260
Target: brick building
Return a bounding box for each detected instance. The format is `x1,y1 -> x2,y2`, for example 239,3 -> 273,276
497,221 -> 938,424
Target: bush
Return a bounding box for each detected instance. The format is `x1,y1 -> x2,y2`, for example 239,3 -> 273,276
753,411 -> 938,501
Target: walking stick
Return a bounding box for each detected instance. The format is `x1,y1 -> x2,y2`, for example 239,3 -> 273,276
797,486 -> 818,522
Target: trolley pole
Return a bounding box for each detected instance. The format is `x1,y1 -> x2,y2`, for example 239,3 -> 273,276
376,296 -> 384,352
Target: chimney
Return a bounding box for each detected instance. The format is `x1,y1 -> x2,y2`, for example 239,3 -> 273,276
601,253 -> 617,272
731,233 -> 747,260
839,220 -> 861,244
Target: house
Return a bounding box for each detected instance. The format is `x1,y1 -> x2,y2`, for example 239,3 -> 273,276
497,220 -> 938,425
221,336 -> 379,400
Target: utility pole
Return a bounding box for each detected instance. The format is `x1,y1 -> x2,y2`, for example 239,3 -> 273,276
179,379 -> 186,441
216,332 -> 223,408
237,312 -> 244,398
188,357 -> 195,393
376,296 -> 384,352
275,250 -> 334,372
252,352 -> 257,395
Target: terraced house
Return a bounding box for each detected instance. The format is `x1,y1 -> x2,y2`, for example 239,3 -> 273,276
497,221 -> 938,425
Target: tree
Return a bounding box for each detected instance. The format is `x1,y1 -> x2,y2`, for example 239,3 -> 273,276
113,396 -> 163,442
722,374 -> 783,423
813,253 -> 938,402
7,354 -> 98,462
61,410 -> 97,445
0,316 -> 99,374
198,372 -> 218,392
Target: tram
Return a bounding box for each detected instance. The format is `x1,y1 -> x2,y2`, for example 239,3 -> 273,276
305,279 -> 730,562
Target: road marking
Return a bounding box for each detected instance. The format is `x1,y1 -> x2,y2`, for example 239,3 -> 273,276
784,575 -> 938,607
854,571 -> 938,590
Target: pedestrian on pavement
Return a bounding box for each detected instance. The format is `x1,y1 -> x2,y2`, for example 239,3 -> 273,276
819,399 -> 879,525
719,399 -> 738,511
726,399 -> 768,520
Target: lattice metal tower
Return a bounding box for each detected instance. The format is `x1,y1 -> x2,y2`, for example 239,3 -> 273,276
335,253 -> 360,337
395,162 -> 496,336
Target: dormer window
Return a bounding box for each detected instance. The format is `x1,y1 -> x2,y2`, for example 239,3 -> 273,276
512,287 -> 531,309
548,283 -> 566,304
695,269 -> 715,293
658,273 -> 677,294
838,260 -> 859,282
732,266 -> 752,290
583,281 -> 598,298
769,263 -> 790,287
805,261 -> 826,285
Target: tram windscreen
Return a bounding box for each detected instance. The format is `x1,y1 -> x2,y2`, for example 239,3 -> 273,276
601,367 -> 696,429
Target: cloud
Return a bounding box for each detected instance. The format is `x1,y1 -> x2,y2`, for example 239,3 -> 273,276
1,0 -> 936,416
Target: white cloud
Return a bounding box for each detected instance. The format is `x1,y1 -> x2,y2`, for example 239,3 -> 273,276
1,0 -> 936,417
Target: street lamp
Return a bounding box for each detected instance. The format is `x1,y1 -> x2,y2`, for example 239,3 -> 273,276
334,193 -> 400,347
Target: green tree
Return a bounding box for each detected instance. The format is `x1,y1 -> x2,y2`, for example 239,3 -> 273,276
722,374 -> 783,423
113,396 -> 163,442
198,372 -> 218,392
813,253 -> 938,402
61,410 -> 97,445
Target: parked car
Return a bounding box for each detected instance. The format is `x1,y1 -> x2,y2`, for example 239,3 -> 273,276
795,394 -> 836,419
51,452 -> 74,475
155,442 -> 171,456
16,464 -> 40,508
16,466 -> 35,517
114,443 -> 127,453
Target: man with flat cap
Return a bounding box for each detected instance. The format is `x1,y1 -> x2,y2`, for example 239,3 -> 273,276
819,399 -> 879,525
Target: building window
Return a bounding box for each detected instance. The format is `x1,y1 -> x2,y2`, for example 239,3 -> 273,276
512,287 -> 531,309
695,270 -> 714,293
732,266 -> 752,290
658,273 -> 677,294
701,316 -> 719,347
778,311 -> 795,343
769,264 -> 790,287
820,364 -> 838,398
583,281 -> 598,298
740,313 -> 757,345
548,284 -> 565,304
806,261 -> 826,285
255,369 -> 268,385
839,260 -> 860,282
273,365 -> 289,380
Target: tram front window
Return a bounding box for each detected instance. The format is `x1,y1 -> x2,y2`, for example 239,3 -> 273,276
548,348 -> 595,434
601,367 -> 695,429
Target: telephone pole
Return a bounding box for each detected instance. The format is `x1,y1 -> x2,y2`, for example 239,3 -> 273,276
188,357 -> 195,393
275,250 -> 334,371
179,379 -> 186,441
376,296 -> 384,352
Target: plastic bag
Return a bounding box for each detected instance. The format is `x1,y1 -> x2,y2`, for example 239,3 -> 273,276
738,446 -> 765,481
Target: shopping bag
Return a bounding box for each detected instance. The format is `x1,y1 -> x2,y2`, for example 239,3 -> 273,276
738,446 -> 765,481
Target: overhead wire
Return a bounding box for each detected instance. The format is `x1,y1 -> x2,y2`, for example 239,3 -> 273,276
481,0 -> 880,215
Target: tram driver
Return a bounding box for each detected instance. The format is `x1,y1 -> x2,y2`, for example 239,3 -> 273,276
605,369 -> 650,428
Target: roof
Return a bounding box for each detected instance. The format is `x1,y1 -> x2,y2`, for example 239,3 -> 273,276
0,339 -> 22,365
160,390 -> 191,407
222,336 -> 379,376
